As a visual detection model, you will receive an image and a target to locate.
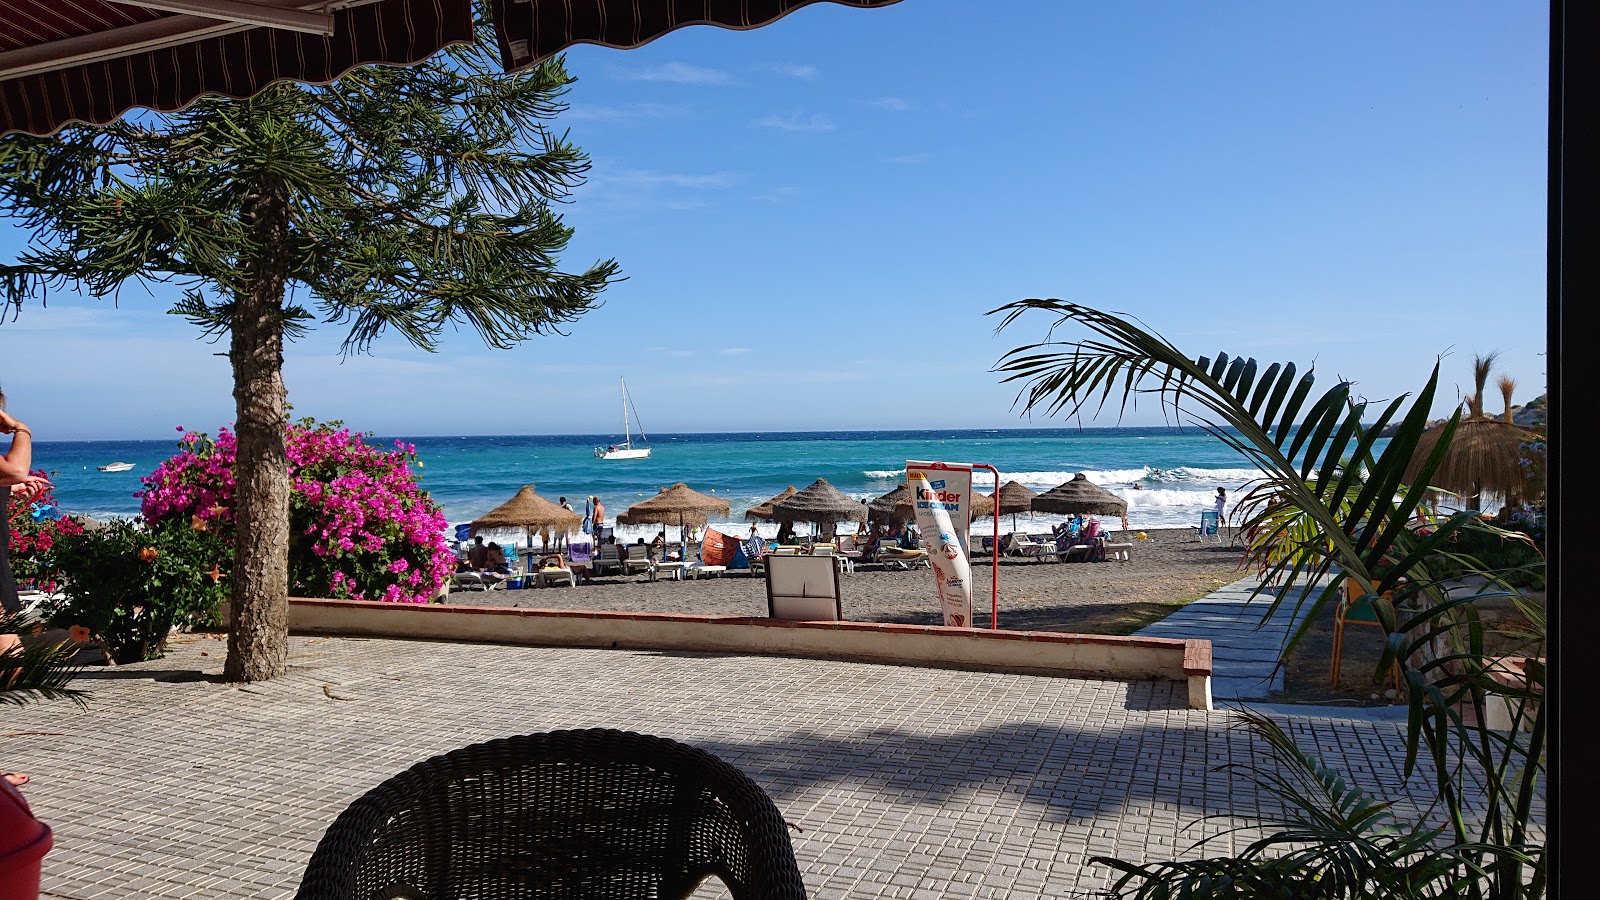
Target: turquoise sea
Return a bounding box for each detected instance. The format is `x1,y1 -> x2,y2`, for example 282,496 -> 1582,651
27,427 -> 1335,541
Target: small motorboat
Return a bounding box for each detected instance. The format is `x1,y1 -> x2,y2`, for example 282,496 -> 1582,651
97,461 -> 134,472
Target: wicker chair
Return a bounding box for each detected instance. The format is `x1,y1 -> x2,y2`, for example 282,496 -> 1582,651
295,729 -> 806,900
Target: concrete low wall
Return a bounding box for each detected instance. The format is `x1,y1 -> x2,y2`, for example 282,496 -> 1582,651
288,598 -> 1214,710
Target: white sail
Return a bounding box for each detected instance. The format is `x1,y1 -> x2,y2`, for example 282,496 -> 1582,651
596,378 -> 652,460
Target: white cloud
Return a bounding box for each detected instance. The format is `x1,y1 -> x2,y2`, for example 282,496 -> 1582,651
751,185 -> 803,203
563,102 -> 683,124
768,63 -> 820,80
719,347 -> 752,356
625,62 -> 731,85
884,152 -> 932,165
572,165 -> 742,214
751,113 -> 837,133
868,96 -> 911,112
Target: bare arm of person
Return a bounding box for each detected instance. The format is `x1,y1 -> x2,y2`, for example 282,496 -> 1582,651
0,410 -> 37,486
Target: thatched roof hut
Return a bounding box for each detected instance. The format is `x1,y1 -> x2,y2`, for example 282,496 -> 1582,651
970,490 -> 995,519
1031,474 -> 1128,518
1404,359 -> 1541,509
771,478 -> 866,525
616,483 -> 731,529
993,481 -> 1039,516
745,486 -> 798,523
471,485 -> 582,547
867,483 -> 914,523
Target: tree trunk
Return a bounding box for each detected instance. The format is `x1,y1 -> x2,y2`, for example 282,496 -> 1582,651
223,177 -> 292,683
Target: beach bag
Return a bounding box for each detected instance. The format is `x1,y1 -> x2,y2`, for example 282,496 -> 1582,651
569,541 -> 592,565
700,528 -> 735,567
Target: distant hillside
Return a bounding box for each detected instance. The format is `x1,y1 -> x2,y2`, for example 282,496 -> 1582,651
1511,393 -> 1547,427
1376,392 -> 1546,436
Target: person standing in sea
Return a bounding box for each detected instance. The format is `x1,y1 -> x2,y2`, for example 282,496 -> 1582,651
1,384 -> 52,788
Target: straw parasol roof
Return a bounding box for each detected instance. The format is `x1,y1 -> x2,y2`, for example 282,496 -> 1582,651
993,481 -> 1039,516
1404,360 -> 1541,510
471,485 -> 582,547
1031,473 -> 1128,517
771,478 -> 866,525
616,482 -> 731,529
745,486 -> 799,523
970,490 -> 995,519
867,483 -> 914,523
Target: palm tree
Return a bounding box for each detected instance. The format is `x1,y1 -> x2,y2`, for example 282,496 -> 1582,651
991,299 -> 1544,899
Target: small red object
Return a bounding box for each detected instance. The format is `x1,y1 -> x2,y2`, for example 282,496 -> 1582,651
0,778 -> 52,899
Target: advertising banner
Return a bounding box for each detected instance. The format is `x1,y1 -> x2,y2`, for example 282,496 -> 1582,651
906,460 -> 974,628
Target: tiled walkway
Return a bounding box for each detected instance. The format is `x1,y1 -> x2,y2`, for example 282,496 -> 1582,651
1136,575 -> 1409,722
8,577 -> 1454,899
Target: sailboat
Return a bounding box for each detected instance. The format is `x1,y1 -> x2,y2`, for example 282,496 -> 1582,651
594,377 -> 652,460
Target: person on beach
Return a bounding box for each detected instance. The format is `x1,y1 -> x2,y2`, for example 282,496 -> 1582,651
485,542 -> 507,574
775,521 -> 796,546
1083,517 -> 1107,562
2,384 -> 50,788
1214,487 -> 1227,526
590,496 -> 606,535
556,498 -> 572,549
651,531 -> 667,561
467,536 -> 490,570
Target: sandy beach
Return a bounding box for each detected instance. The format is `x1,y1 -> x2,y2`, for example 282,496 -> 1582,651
453,527 -> 1251,635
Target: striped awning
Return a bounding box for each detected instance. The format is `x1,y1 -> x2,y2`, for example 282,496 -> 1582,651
0,0 -> 901,137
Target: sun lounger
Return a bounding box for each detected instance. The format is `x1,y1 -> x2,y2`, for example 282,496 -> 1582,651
878,547 -> 929,570
532,554 -> 576,588
450,571 -> 486,591
622,544 -> 652,576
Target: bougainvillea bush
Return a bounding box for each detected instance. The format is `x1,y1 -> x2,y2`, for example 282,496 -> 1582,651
140,419 -> 454,603
6,470 -> 87,591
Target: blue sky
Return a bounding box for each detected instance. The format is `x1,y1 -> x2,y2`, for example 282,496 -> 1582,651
0,1 -> 1549,441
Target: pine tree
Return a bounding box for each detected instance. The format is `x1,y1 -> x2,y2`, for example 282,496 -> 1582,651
0,27 -> 619,681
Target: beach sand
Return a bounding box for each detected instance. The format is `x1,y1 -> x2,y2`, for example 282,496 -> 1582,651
460,527 -> 1250,635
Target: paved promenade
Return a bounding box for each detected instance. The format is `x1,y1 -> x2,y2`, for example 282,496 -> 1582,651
9,577 -> 1441,899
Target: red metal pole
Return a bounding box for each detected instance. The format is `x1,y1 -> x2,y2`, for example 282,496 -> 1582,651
974,463 -> 1001,629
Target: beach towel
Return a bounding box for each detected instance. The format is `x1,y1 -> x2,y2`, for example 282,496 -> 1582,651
742,535 -> 766,561
700,528 -> 735,567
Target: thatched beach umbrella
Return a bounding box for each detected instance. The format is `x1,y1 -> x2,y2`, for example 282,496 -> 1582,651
867,483 -> 914,524
1032,473 -> 1128,519
617,482 -> 731,556
471,485 -> 582,552
745,486 -> 798,523
988,481 -> 1041,530
772,478 -> 866,536
970,490 -> 995,520
1404,358 -> 1540,511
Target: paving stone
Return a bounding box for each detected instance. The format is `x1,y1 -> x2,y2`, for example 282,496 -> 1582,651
3,574 -> 1535,899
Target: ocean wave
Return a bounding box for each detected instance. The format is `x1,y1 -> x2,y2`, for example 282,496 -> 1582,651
862,469 -> 904,480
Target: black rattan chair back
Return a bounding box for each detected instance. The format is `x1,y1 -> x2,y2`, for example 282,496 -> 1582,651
295,729 -> 806,900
